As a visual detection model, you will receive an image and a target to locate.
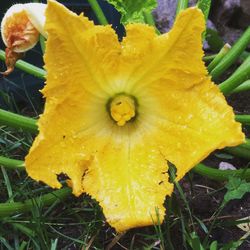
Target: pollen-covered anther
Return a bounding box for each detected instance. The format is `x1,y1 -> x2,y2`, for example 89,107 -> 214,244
110,95 -> 136,126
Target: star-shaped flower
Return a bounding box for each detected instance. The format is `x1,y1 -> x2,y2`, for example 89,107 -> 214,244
25,0 -> 244,232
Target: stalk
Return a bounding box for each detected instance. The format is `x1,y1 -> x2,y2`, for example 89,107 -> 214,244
39,35 -> 46,54
224,146 -> 250,160
204,54 -> 216,62
176,0 -> 189,16
207,43 -> 231,72
143,11 -> 160,34
219,55 -> 250,95
0,109 -> 38,133
87,0 -> 108,25
210,27 -> 250,80
235,114 -> 250,125
0,188 -> 71,217
0,50 -> 46,80
193,163 -> 250,181
231,80 -> 250,94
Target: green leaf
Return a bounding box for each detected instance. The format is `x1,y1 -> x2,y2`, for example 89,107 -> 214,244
197,0 -> 211,21
221,240 -> 242,250
197,0 -> 211,41
106,0 -> 157,25
209,241 -> 218,250
186,232 -> 205,250
224,177 -> 250,203
214,153 -> 234,160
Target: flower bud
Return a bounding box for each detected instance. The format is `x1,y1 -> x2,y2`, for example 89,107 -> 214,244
1,3 -> 46,75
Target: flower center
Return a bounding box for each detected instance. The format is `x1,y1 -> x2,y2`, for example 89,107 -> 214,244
110,94 -> 136,126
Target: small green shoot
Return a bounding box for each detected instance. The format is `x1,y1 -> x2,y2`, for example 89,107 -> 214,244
224,176 -> 250,203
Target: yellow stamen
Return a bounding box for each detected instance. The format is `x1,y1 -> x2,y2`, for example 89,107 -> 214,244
110,95 -> 136,126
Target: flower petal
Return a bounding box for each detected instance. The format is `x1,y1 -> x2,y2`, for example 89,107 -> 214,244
24,3 -> 47,38
43,0 -> 121,99
119,7 -> 245,180
141,72 -> 244,181
25,2 -> 245,232
121,7 -> 208,93
82,136 -> 173,232
25,0 -> 121,195
25,82 -> 116,195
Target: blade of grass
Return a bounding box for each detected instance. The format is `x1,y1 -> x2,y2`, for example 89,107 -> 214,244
151,208 -> 165,249
12,223 -> 36,238
169,165 -> 194,230
203,203 -> 225,247
165,198 -> 175,250
1,166 -> 14,202
0,236 -> 13,250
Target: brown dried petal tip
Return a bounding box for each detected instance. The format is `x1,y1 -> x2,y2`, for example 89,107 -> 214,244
0,48 -> 24,76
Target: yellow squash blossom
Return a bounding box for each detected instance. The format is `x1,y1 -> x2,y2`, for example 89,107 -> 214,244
25,0 -> 245,232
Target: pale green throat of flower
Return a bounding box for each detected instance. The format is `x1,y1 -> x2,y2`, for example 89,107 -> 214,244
109,94 -> 136,126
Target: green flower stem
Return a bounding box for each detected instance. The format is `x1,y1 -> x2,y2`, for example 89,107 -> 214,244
0,50 -> 46,80
143,11 -> 160,34
143,10 -> 155,26
231,80 -> 250,94
0,156 -> 24,170
193,163 -> 250,181
87,0 -> 108,25
224,146 -> 250,160
0,188 -> 71,217
204,51 -> 249,63
210,27 -> 250,81
207,43 -> 231,72
39,35 -> 46,54
235,114 -> 250,125
219,55 -> 250,95
176,0 -> 189,16
141,7 -> 161,37
0,109 -> 38,133
203,54 -> 216,62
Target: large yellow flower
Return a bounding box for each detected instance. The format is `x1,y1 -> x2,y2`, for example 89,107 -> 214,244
25,0 -> 245,232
